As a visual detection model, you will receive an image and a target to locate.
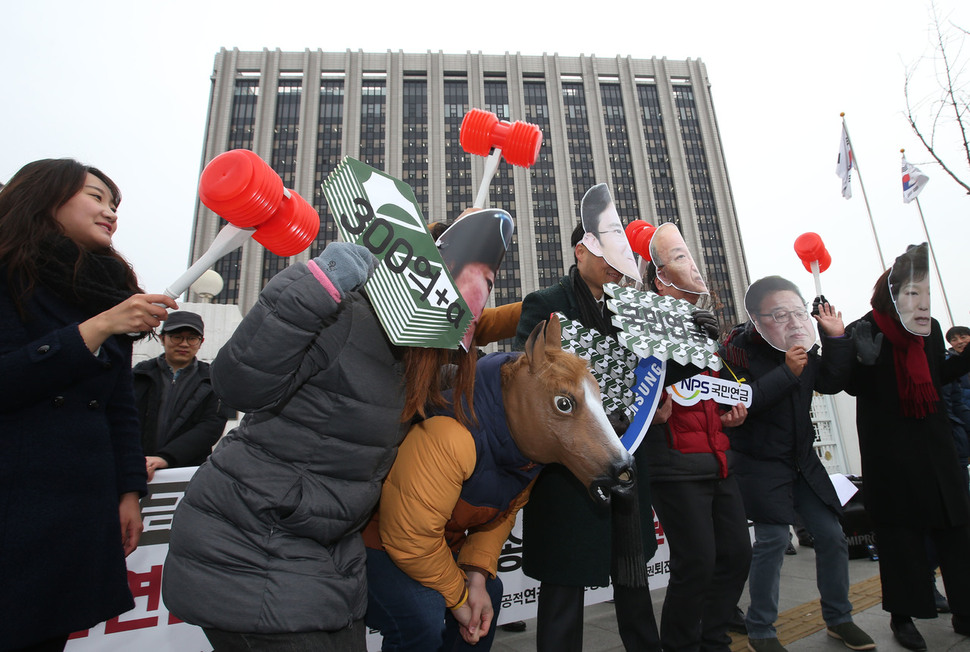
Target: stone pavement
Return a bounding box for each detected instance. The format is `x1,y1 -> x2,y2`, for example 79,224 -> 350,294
492,538 -> 970,651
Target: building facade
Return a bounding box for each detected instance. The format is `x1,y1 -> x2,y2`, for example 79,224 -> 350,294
189,48 -> 750,333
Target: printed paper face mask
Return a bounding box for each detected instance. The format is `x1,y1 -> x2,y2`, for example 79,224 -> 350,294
649,223 -> 709,297
437,208 -> 514,350
745,277 -> 817,352
888,243 -> 931,337
580,184 -> 640,282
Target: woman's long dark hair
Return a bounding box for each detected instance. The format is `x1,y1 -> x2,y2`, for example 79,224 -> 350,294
401,346 -> 477,428
0,159 -> 142,314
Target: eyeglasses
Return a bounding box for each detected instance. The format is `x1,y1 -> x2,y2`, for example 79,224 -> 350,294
165,333 -> 202,345
757,308 -> 810,324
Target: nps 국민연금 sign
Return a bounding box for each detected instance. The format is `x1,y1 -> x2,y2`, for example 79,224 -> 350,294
322,157 -> 473,349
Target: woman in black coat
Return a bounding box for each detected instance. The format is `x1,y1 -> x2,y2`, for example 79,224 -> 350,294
847,244 -> 970,649
0,159 -> 177,651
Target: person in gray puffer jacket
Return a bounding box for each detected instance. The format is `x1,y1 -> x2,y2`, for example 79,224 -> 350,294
162,242 -> 465,651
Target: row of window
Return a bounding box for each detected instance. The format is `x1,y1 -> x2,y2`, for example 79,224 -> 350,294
218,75 -> 736,324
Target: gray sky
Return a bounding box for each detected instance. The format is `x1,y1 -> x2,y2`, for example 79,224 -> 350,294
3,0 -> 968,330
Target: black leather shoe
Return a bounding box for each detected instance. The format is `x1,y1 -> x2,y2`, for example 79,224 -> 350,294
953,614 -> 970,636
890,618 -> 927,651
500,620 -> 526,633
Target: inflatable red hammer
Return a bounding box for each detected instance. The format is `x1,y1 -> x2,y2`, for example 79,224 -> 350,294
625,220 -> 657,289
793,232 -> 832,310
164,149 -> 319,299
460,108 -> 542,208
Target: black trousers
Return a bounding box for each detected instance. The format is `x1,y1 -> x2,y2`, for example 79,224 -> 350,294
535,581 -> 660,652
5,635 -> 69,652
652,477 -> 751,652
875,523 -> 970,618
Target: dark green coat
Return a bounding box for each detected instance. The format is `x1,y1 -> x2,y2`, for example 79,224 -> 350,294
517,275 -> 657,586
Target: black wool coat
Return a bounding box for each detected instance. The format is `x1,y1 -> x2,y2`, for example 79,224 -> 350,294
845,313 -> 970,527
516,275 -> 657,587
0,278 -> 146,648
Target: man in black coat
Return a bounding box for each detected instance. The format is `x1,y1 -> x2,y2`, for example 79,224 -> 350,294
719,276 -> 874,652
133,310 -> 230,478
516,221 -> 660,652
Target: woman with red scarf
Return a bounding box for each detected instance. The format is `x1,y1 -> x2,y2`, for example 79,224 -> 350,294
847,243 -> 970,650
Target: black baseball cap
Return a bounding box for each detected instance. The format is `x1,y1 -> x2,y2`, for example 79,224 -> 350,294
161,311 -> 204,336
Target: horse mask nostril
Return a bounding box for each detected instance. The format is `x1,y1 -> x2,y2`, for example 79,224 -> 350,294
614,461 -> 636,485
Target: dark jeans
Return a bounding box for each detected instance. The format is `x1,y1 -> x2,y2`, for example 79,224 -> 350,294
535,582 -> 660,652
651,476 -> 751,652
202,622 -> 365,652
365,547 -> 503,651
746,477 -> 853,639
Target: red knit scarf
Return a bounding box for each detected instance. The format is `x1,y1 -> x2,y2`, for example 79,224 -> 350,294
872,310 -> 938,418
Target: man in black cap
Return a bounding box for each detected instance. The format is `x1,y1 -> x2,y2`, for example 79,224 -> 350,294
133,311 -> 231,479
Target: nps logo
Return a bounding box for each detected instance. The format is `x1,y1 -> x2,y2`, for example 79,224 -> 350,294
668,374 -> 752,408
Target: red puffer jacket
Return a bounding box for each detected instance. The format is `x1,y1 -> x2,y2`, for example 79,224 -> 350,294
644,372 -> 730,481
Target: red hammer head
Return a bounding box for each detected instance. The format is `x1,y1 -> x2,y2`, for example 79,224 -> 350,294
625,220 -> 657,261
199,149 -> 319,257
794,232 -> 832,273
460,108 -> 543,168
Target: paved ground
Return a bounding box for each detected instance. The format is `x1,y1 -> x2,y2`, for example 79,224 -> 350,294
491,539 -> 970,651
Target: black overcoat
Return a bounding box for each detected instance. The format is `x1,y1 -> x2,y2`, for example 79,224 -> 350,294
516,275 -> 657,586
0,277 -> 146,647
845,313 -> 970,527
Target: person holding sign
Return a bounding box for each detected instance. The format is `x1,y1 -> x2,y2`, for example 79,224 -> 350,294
0,159 -> 176,651
162,242 -> 484,650
516,211 -> 660,652
846,244 -> 970,650
163,207 -> 515,649
719,276 -> 874,652
642,248 -> 751,652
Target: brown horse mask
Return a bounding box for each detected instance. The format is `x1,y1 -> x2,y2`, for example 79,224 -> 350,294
501,314 -> 636,504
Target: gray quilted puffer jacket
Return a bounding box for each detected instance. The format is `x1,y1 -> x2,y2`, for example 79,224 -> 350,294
162,262 -> 407,633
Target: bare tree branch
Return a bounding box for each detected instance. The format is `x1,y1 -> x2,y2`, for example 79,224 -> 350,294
905,2 -> 970,194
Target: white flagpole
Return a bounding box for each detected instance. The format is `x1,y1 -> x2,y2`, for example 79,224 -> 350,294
914,196 -> 955,328
842,113 -> 886,271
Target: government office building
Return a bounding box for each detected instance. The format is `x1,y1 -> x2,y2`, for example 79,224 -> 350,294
185,49 -> 858,475
188,48 -> 750,336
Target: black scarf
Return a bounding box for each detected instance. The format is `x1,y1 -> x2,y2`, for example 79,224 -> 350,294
569,265 -> 619,337
35,235 -> 136,319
